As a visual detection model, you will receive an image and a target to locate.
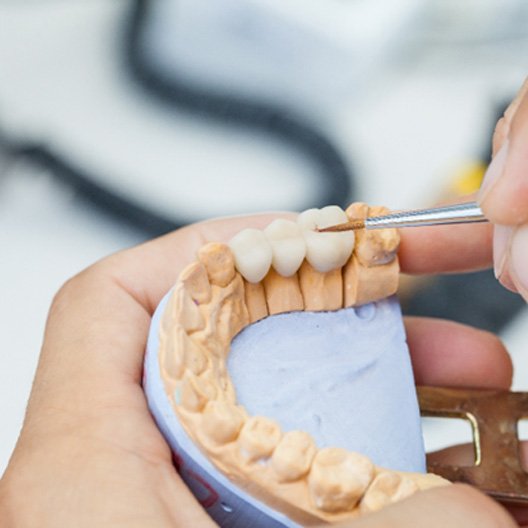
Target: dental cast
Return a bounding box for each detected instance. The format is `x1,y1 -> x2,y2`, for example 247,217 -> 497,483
158,203 -> 448,525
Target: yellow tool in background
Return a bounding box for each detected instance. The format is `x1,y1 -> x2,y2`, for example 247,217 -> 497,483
448,161 -> 487,197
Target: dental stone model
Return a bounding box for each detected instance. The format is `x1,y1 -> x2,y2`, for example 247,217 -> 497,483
144,203 -> 449,527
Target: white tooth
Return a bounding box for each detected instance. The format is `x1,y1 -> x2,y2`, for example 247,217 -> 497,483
264,219 -> 306,277
296,208 -> 320,231
318,205 -> 349,229
297,206 -> 355,273
228,229 -> 272,283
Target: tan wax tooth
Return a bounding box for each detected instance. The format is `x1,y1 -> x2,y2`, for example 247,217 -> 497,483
212,361 -> 237,401
176,326 -> 207,375
176,373 -> 217,412
343,255 -> 399,307
160,288 -> 178,335
201,401 -> 246,444
353,205 -> 400,267
308,448 -> 374,513
160,331 -> 185,380
198,243 -> 236,287
345,202 -> 369,224
195,273 -> 249,351
218,375 -> 237,404
298,260 -> 343,311
359,472 -> 418,514
262,268 -> 304,315
395,471 -> 450,491
238,416 -> 282,462
244,280 -> 268,323
199,367 -> 235,403
162,324 -> 207,380
208,273 -> 250,347
179,262 -> 212,304
271,431 -> 316,482
392,476 -> 419,502
167,283 -> 204,332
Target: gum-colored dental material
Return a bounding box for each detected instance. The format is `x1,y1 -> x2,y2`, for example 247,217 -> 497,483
263,268 -> 304,315
298,261 -> 342,311
144,203 -> 449,528
198,242 -> 236,287
243,281 -> 268,323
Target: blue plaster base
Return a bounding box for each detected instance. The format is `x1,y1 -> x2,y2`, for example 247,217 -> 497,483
228,298 -> 425,473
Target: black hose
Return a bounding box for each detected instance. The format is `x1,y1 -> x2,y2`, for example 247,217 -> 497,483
123,0 -> 354,210
3,0 -> 356,238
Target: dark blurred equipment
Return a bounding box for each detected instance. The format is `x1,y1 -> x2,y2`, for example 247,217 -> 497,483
403,269 -> 524,333
1,0 -> 359,237
126,0 -> 355,216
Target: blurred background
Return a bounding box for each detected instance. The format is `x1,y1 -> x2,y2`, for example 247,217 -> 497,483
1,0 -> 528,474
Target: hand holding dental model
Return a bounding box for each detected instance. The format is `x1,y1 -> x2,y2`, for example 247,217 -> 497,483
0,211 -> 516,528
1,78 -> 528,527
147,202 -> 441,527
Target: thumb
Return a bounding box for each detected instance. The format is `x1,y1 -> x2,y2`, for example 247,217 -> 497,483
478,77 -> 528,226
336,485 -> 515,528
477,78 -> 528,298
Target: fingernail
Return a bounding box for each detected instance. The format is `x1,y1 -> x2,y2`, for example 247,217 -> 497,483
477,139 -> 509,205
493,224 -> 514,279
510,224 -> 528,299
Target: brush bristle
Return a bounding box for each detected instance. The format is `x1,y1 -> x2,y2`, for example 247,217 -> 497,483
317,219 -> 365,232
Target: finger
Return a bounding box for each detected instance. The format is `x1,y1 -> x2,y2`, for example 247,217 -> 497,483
404,317 -> 513,389
492,224 -> 519,293
398,219 -> 493,275
427,443 -> 475,467
509,223 -> 528,299
335,484 -> 515,528
493,223 -> 528,300
479,77 -> 528,225
477,79 -> 528,299
492,78 -> 528,156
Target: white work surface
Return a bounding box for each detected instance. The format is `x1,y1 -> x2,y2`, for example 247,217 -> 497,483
1,1 -> 528,475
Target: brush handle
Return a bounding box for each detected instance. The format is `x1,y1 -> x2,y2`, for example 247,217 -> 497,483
365,201 -> 486,230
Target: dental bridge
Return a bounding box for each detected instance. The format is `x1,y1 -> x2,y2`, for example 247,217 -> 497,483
145,202 -> 528,526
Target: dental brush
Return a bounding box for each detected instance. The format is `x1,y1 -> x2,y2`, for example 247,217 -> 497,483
318,201 -> 486,232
